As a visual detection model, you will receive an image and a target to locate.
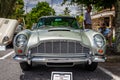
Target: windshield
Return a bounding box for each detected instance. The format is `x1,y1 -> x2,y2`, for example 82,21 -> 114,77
36,17 -> 80,29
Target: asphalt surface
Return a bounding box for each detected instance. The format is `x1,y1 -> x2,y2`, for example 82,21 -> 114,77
0,48 -> 120,80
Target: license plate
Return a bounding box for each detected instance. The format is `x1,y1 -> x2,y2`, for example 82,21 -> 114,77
0,45 -> 6,51
51,72 -> 72,80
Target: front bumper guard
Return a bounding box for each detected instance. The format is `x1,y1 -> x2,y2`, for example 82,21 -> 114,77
13,55 -> 106,65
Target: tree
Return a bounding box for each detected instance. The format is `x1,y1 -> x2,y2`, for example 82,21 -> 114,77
114,0 -> 120,52
63,7 -> 71,16
0,0 -> 24,19
76,4 -> 84,15
63,0 -> 120,53
11,0 -> 24,19
63,0 -> 115,9
0,0 -> 16,18
25,2 -> 55,29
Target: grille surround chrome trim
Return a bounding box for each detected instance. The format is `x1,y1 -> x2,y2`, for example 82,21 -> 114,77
30,39 -> 91,54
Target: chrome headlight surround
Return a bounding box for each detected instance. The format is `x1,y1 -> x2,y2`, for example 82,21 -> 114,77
15,34 -> 27,47
94,34 -> 105,48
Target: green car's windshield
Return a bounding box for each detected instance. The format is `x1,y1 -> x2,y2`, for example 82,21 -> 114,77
36,17 -> 80,29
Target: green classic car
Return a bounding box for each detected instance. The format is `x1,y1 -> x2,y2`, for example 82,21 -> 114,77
13,16 -> 106,71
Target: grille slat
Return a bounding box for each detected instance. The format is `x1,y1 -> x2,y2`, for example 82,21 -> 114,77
61,42 -> 67,53
39,43 -> 44,53
69,42 -> 75,53
53,42 -> 60,53
31,40 -> 90,54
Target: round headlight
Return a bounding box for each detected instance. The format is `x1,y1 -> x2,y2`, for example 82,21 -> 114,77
16,34 -> 27,47
94,34 -> 105,48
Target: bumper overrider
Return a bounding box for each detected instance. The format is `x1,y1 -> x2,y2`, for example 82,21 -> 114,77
13,55 -> 106,67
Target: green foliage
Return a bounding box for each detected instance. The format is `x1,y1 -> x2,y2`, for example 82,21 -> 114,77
63,0 -> 116,10
0,0 -> 24,18
78,15 -> 83,23
25,2 -> 55,29
11,0 -> 24,19
76,15 -> 84,28
0,0 -> 16,18
112,36 -> 116,43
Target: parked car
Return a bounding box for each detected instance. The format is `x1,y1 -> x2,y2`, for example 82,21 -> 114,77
0,18 -> 18,50
13,16 -> 106,71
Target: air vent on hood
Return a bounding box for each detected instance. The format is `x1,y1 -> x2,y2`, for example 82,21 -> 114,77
48,29 -> 70,32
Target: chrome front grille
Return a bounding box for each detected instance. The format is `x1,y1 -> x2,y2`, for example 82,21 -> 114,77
31,40 -> 90,54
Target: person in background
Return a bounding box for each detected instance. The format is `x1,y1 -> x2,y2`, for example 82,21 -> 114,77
84,5 -> 92,29
99,23 -> 112,47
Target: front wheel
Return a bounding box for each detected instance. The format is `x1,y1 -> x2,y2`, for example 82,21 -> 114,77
20,62 -> 31,71
85,62 -> 98,71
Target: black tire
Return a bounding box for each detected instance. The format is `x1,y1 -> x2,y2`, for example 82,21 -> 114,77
20,62 -> 31,71
85,62 -> 98,71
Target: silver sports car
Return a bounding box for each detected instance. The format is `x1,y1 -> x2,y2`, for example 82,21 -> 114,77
13,16 -> 106,71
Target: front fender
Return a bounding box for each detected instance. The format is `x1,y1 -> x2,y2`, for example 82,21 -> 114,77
13,29 -> 32,55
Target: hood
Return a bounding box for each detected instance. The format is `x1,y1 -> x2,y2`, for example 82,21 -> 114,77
37,27 -> 82,41
0,18 -> 18,45
28,28 -> 91,47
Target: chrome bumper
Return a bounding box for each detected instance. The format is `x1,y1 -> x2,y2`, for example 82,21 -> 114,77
13,55 -> 106,66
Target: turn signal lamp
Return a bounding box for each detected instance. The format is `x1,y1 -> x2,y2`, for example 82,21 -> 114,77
18,49 -> 22,53
98,49 -> 103,54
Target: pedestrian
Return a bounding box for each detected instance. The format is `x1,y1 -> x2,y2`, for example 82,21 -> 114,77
99,23 -> 112,47
84,5 -> 92,29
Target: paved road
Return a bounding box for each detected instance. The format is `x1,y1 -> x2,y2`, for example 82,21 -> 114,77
0,48 -> 119,80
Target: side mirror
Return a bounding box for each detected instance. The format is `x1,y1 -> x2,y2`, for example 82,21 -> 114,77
31,23 -> 37,30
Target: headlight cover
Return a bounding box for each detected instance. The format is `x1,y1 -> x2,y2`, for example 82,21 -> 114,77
16,34 -> 27,47
94,34 -> 105,48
